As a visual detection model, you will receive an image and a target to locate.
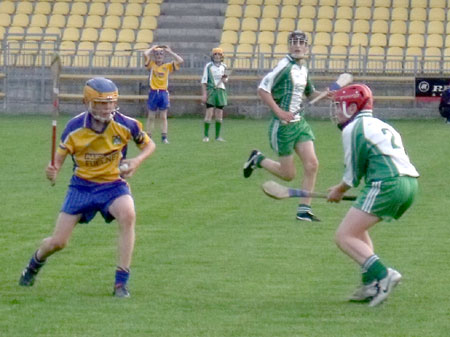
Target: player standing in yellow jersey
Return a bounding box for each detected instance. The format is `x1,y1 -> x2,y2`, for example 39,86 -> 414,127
19,78 -> 155,298
144,45 -> 184,144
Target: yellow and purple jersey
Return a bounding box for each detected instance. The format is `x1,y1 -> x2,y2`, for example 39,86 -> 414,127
57,111 -> 150,183
146,60 -> 179,90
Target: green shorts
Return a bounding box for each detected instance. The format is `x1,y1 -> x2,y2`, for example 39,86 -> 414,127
207,88 -> 228,108
354,176 -> 419,221
268,118 -> 315,156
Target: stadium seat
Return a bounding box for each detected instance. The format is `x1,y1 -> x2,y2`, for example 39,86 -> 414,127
34,2 -> 52,15
99,28 -> 117,43
12,14 -> 30,28
241,18 -> 258,31
317,6 -> 334,19
374,0 -> 391,6
367,46 -> 385,72
247,0 -> 263,4
429,0 -> 446,8
104,16 -> 121,29
276,31 -> 290,45
221,30 -> 238,44
88,3 -> 106,16
278,18 -> 295,32
408,34 -> 425,48
62,28 -> 80,42
0,1 -> 15,15
225,5 -> 242,17
385,47 -> 403,74
373,8 -> 390,21
332,32 -> 349,46
388,34 -> 406,48
427,34 -> 444,48
338,0 -> 354,5
391,8 -> 408,21
298,6 -> 314,19
273,44 -> 288,55
125,3 -> 143,16
315,19 -> 333,33
405,47 -> 423,73
347,45 -> 366,72
257,43 -> 272,55
67,15 -> 84,29
356,0 -> 372,5
310,45 -> 328,71
239,31 -> 257,45
26,27 -> 44,40
71,3 -> 88,16
371,20 -> 388,34
80,28 -> 98,42
30,14 -> 47,28
423,47 -> 442,74
262,5 -> 279,18
218,43 -> 235,54
136,29 -> 153,44
85,15 -> 102,29
244,5 -> 261,18
60,40 -> 76,52
234,44 -> 253,69
329,45 -> 348,72
336,7 -> 353,20
293,0 -> 313,5
297,18 -> 314,32
0,13 -> 11,27
16,2 -> 33,15
409,0 -> 426,7
258,31 -> 275,45
408,21 -> 425,34
223,17 -> 240,31
314,32 -> 331,46
320,0 -> 336,5
370,33 -> 387,47
334,19 -> 351,33
48,15 -> 66,28
45,27 -> 62,40
351,33 -> 369,46
122,16 -> 139,30
141,16 -> 157,30
78,41 -> 94,53
446,35 -> 450,48
389,20 -> 407,34
428,8 -> 445,21
117,29 -> 135,43
444,48 -> 450,74
353,20 -> 370,33
107,3 -> 124,16
354,7 -> 371,20
410,8 -> 426,21
53,3 -> 70,16
427,21 -> 444,35
265,0 -> 281,4
260,18 -> 276,32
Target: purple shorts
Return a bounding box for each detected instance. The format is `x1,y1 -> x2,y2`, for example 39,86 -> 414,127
147,89 -> 170,111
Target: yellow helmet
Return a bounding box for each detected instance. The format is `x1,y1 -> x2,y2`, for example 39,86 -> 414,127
211,47 -> 224,62
83,77 -> 119,122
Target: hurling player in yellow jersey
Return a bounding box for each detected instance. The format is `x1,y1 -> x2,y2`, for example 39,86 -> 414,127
19,78 -> 155,298
144,45 -> 184,144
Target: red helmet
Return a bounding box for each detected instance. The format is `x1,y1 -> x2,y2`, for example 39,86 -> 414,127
331,84 -> 373,128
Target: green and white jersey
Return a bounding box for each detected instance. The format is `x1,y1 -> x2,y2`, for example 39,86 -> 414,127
201,61 -> 228,90
342,112 -> 419,187
258,55 -> 315,120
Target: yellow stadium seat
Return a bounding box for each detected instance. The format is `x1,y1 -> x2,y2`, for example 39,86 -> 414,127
388,34 -> 406,47
389,20 -> 406,34
315,19 -> 333,32
310,45 -> 328,71
348,45 -> 366,56
137,29 -> 153,44
391,8 -> 408,21
404,47 -> 423,73
85,15 -> 102,29
104,16 -> 121,29
45,27 -> 62,40
367,46 -> 385,72
234,44 -> 253,69
427,34 -> 443,48
332,32 -> 349,46
351,33 -> 369,46
409,0 -> 426,7
99,28 -> 117,42
423,47 -> 442,73
89,3 -> 106,16
71,3 -> 88,16
410,8 -> 426,21
67,15 -> 84,29
12,14 -> 29,28
428,8 -> 445,21
141,16 -> 157,30
352,20 -> 370,33
336,7 -> 353,20
320,0 -> 336,5
143,4 -> 161,16
228,0 -> 244,3
30,14 -> 47,28
247,0 -> 263,4
429,0 -> 446,8
374,0 -> 391,7
330,45 -> 347,57
225,5 -> 242,17
78,41 -> 94,53
278,18 -> 295,32
26,27 -> 43,40
393,0 -> 409,6
338,0 -> 354,5
244,5 -> 261,18
347,46 -> 366,72
354,7 -> 371,20
60,40 -> 76,52
260,18 -> 276,32
125,3 -> 142,16
218,43 -> 235,54
427,21 -> 444,35
107,3 -> 124,16
297,18 -> 314,32
122,16 -> 139,30
53,3 -> 70,15
298,6 -> 314,19
371,20 -> 388,34
276,31 -> 290,44
444,48 -> 450,73
223,17 -> 240,31
48,15 -> 66,28
34,2 -> 51,15
221,30 -> 238,44
117,29 -> 135,43
317,6 -> 334,19
80,28 -> 98,42
258,31 -> 274,45
262,5 -> 279,18
273,44 -> 288,55
314,32 -> 331,46
408,34 -> 424,48
356,0 -> 372,5
385,47 -> 403,74
292,0 -> 312,5
408,20 -> 425,34
334,19 -> 351,33
265,0 -> 281,4
240,31 -> 256,44
329,45 -> 348,72
373,7 -> 389,20
62,28 -> 80,41
257,43 -> 272,54
7,26 -> 25,40
241,18 -> 258,31
0,1 -> 15,15
0,13 -> 11,27
370,33 -> 386,47
16,2 -> 33,15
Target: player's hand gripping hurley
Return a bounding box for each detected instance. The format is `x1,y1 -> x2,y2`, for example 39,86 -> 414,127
308,73 -> 353,106
262,181 -> 356,201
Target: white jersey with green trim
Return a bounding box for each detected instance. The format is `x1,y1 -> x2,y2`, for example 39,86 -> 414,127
342,112 -> 419,187
201,62 -> 227,90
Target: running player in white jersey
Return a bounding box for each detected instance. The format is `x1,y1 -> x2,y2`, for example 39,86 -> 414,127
327,84 -> 419,307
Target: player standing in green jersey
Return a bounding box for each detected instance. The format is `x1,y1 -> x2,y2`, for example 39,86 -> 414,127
327,84 -> 419,307
243,30 -> 329,222
201,47 -> 229,142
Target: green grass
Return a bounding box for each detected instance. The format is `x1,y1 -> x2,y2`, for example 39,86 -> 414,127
0,116 -> 449,337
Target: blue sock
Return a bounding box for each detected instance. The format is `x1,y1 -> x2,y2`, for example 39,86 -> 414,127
29,251 -> 45,271
115,267 -> 130,286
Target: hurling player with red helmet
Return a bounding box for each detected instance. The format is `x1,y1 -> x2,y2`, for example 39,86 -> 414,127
19,77 -> 155,298
327,84 -> 419,307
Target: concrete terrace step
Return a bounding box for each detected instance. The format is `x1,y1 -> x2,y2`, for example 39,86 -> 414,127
158,16 -> 224,29
155,28 -> 221,42
161,2 -> 226,16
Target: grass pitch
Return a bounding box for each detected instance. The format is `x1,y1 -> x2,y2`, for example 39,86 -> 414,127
0,116 -> 449,337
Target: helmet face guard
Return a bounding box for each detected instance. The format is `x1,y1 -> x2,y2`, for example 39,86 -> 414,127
288,30 -> 309,59
84,77 -> 119,123
211,47 -> 224,63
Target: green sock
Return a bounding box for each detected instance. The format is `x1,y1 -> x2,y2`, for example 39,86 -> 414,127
215,121 -> 222,139
361,255 -> 388,284
256,154 -> 265,168
204,122 -> 210,137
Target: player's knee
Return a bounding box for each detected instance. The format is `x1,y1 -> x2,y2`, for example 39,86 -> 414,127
304,158 -> 319,174
45,237 -> 68,252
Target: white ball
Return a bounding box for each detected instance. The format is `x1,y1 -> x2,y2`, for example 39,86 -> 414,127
119,163 -> 129,172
